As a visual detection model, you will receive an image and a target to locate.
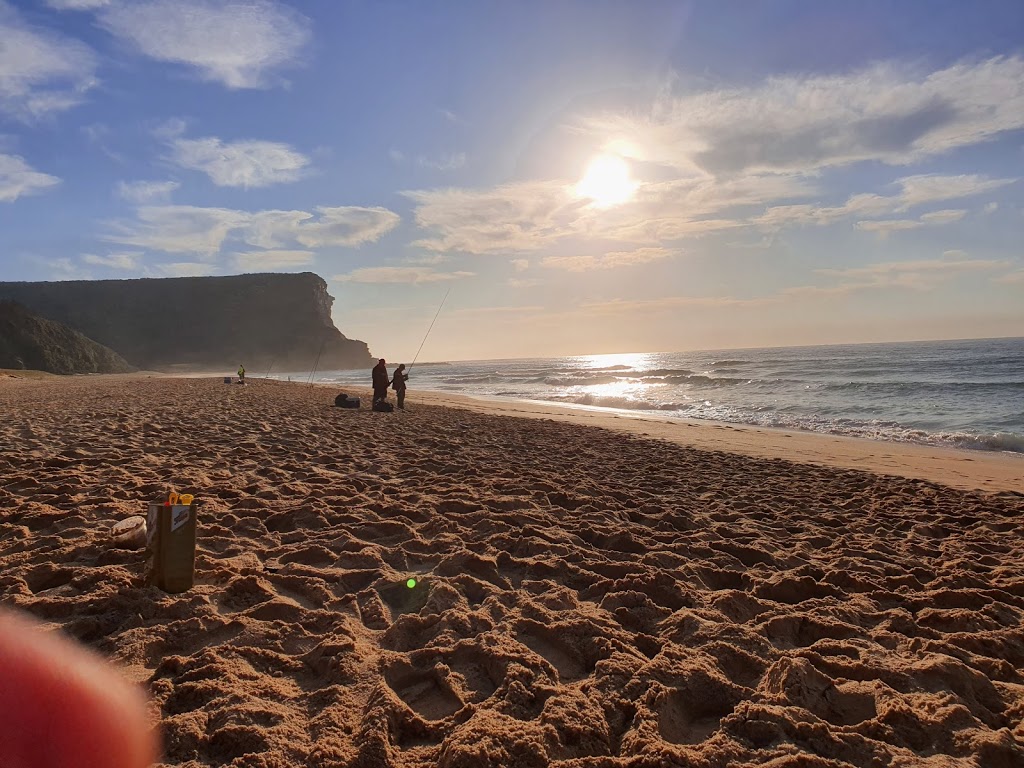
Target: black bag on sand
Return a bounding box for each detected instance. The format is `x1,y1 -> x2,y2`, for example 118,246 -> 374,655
334,393 -> 360,408
372,400 -> 394,413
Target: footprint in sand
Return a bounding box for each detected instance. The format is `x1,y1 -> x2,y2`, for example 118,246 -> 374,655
384,662 -> 464,721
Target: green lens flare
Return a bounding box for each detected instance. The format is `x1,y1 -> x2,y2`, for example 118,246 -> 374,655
406,578 -> 417,589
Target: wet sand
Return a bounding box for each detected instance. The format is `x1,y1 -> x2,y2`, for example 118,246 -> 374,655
1,375 -> 1022,767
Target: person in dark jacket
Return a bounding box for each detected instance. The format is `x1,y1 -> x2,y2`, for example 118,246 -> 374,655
391,363 -> 408,410
372,359 -> 390,404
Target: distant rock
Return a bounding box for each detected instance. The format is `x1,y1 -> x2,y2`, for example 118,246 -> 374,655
0,272 -> 374,372
0,300 -> 135,374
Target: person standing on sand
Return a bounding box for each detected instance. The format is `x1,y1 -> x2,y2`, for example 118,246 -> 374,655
372,358 -> 389,404
237,364 -> 245,383
391,363 -> 409,410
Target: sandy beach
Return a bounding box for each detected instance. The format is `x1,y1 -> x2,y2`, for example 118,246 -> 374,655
1,374 -> 1023,767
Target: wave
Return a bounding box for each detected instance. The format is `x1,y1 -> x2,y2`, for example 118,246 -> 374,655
711,359 -> 751,367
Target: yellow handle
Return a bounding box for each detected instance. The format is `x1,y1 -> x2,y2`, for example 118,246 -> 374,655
167,491 -> 179,505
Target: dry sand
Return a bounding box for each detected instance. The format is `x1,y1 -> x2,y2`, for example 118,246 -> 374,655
1,375 -> 1023,768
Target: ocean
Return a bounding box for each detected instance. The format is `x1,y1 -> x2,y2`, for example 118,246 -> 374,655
301,337 -> 1024,455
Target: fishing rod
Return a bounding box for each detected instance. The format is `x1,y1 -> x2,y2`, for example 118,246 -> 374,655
408,288 -> 450,373
306,336 -> 327,387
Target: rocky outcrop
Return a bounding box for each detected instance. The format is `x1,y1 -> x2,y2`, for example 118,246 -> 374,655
0,272 -> 373,372
0,300 -> 135,374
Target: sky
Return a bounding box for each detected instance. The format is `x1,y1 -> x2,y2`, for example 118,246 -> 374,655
1,0 -> 1022,362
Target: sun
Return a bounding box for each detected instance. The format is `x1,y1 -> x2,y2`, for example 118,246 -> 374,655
575,154 -> 637,208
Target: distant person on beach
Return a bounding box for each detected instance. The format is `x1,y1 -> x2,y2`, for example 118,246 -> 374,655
372,358 -> 389,404
391,363 -> 409,410
237,364 -> 245,383
0,609 -> 156,768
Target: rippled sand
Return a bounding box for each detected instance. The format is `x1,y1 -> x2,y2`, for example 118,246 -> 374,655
1,376 -> 1022,767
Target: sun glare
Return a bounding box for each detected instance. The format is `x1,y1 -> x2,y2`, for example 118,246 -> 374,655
575,154 -> 637,208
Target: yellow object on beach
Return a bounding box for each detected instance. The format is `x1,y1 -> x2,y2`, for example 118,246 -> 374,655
178,493 -> 194,506
167,491 -> 179,505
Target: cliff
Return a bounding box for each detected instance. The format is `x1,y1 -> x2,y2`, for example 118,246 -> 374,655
0,300 -> 135,374
0,273 -> 373,372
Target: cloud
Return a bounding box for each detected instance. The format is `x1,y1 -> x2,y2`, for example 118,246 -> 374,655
106,205 -> 251,256
81,251 -> 141,269
541,247 -> 675,272
756,174 -> 1013,231
0,4 -> 97,118
107,204 -> 401,256
46,0 -> 110,8
98,0 -> 310,89
169,136 -> 310,188
417,152 -> 467,171
814,257 -> 1009,290
117,180 -> 179,203
574,56 -> 1024,175
291,207 -> 401,247
406,173 -> 809,254
895,174 -> 1015,209
233,249 -> 314,270
855,208 -> 966,234
0,154 -> 60,201
334,267 -> 474,284
511,259 -> 529,272
579,295 -> 767,314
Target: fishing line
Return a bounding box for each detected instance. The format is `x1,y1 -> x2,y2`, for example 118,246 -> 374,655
408,288 -> 450,373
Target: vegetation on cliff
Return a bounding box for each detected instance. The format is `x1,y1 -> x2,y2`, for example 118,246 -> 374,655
0,300 -> 135,374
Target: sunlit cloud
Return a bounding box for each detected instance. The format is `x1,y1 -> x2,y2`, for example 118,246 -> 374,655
507,277 -> 542,288
511,259 -> 529,272
116,180 -> 179,203
541,247 -> 675,271
233,249 -> 314,270
574,56 -> 1024,175
98,0 -> 310,89
0,3 -> 97,118
334,267 -> 474,284
81,251 -> 141,269
0,154 -> 60,201
994,269 -> 1024,284
169,136 -> 310,188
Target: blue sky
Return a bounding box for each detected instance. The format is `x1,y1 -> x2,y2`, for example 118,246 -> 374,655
1,0 -> 1022,361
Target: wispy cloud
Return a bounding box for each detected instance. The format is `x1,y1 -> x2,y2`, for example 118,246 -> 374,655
0,3 -> 97,118
107,205 -> 251,256
45,0 -> 110,8
117,180 -> 179,203
854,208 -> 966,235
994,269 -> 1024,284
574,56 -> 1024,175
895,174 -> 1016,209
233,249 -> 314,271
507,277 -> 542,288
169,136 -> 310,188
417,152 -> 467,171
541,247 -> 675,271
107,204 -> 401,256
814,257 -> 1010,290
97,0 -> 310,89
81,251 -> 141,269
0,154 -> 60,201
334,267 -> 474,284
